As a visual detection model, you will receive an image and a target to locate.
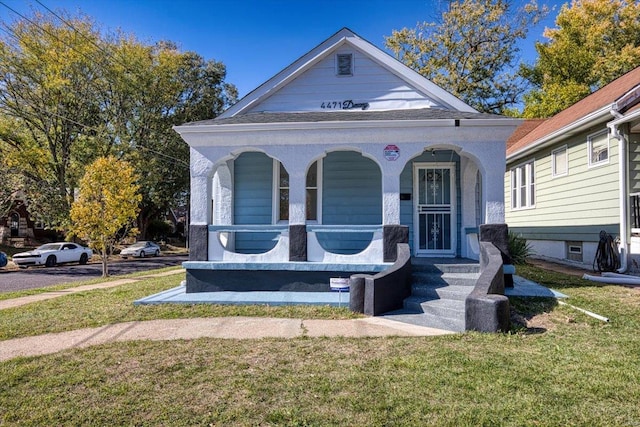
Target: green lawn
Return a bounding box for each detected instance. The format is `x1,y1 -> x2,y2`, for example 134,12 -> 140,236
0,265 -> 639,426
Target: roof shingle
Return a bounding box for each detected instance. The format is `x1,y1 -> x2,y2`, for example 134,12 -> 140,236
507,66 -> 640,157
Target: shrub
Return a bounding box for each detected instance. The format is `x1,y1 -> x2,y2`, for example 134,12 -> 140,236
509,231 -> 533,264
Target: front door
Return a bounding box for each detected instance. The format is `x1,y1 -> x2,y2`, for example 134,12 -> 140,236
413,163 -> 456,256
10,213 -> 19,237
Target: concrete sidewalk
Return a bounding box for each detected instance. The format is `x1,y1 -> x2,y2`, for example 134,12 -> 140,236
0,269 -> 184,311
0,266 -> 565,362
0,316 -> 452,361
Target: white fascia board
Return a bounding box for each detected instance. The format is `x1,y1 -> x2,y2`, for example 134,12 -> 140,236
507,105 -> 614,163
175,118 -> 519,135
346,37 -> 478,113
219,29 -> 355,119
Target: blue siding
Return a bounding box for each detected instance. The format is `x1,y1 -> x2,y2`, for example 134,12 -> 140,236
233,152 -> 277,253
319,152 -> 382,254
399,151 -> 461,256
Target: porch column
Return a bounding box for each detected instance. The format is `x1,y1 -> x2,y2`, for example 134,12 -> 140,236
288,172 -> 307,261
483,167 -> 506,224
382,170 -> 408,262
189,149 -> 214,261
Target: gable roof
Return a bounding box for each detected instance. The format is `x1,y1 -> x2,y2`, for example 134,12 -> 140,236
218,27 -> 477,119
507,66 -> 640,160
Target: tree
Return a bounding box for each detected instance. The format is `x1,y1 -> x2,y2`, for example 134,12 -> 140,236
385,0 -> 546,114
69,156 -> 141,277
522,0 -> 640,118
102,39 -> 237,238
0,12 -> 107,228
0,11 -> 237,235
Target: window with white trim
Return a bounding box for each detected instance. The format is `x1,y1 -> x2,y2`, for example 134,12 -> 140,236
552,145 -> 568,177
511,160 -> 535,209
274,160 -> 321,222
588,130 -> 609,166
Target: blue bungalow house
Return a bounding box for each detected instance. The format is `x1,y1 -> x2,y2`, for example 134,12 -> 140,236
174,28 -> 520,309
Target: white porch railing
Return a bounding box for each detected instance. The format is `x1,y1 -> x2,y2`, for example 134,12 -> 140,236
207,224 -> 384,264
208,225 -> 289,262
306,225 -> 383,263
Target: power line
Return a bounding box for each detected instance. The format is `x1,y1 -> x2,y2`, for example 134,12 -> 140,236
0,0 -> 190,168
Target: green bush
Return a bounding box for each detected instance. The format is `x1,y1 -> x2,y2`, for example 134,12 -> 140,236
508,231 -> 533,264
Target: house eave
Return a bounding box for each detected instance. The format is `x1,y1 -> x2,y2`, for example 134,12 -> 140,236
174,118 -> 520,134
507,105 -> 614,163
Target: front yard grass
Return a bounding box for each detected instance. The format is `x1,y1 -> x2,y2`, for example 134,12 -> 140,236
0,264 -> 639,425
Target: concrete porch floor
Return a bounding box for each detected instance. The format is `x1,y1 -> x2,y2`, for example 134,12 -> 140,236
134,258 -> 566,307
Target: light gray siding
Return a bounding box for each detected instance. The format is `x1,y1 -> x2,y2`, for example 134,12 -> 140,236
249,45 -> 441,113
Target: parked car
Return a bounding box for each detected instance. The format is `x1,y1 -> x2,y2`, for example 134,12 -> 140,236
12,242 -> 92,268
0,251 -> 7,268
120,241 -> 161,258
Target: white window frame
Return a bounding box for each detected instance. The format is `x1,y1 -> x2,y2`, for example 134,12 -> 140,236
588,129 -> 610,167
510,160 -> 535,210
273,159 -> 322,224
552,145 -> 568,177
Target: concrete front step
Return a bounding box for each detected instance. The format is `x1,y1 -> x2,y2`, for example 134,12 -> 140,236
382,310 -> 466,332
411,283 -> 475,301
389,261 -> 480,332
404,296 -> 465,318
412,263 -> 480,274
411,271 -> 480,288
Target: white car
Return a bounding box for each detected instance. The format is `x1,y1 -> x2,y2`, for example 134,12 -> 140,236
12,242 -> 93,268
120,241 -> 161,258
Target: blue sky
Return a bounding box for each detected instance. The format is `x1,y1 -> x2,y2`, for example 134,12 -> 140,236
2,0 -> 566,98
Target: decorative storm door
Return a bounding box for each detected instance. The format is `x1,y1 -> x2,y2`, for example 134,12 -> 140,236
414,163 -> 456,256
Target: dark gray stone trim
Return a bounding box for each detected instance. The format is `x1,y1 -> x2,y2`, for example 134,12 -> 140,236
480,223 -> 513,287
289,224 -> 307,262
348,274 -> 367,313
383,225 -> 409,262
189,225 -> 208,261
465,241 -> 510,333
351,243 -> 412,316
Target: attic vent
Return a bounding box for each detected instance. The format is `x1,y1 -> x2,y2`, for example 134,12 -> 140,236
336,53 -> 353,76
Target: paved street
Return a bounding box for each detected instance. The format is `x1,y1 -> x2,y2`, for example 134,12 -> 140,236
0,255 -> 187,292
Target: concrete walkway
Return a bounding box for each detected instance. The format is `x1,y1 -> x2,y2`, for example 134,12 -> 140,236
0,266 -> 566,362
0,316 -> 452,362
0,269 -> 452,361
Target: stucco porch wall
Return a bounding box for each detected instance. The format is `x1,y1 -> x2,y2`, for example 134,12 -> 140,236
186,120 -> 511,223
183,119 -> 513,260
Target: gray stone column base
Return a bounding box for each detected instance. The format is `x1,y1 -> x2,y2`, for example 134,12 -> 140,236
189,224 -> 208,261
289,224 -> 307,262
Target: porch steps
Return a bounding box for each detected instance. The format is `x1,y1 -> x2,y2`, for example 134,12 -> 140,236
383,263 -> 480,332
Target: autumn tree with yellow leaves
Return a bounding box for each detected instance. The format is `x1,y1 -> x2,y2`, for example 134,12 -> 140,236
522,0 -> 640,118
70,156 -> 141,277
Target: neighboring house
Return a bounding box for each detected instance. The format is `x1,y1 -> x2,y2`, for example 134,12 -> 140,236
506,66 -> 640,271
174,28 -> 520,292
0,197 -> 40,246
